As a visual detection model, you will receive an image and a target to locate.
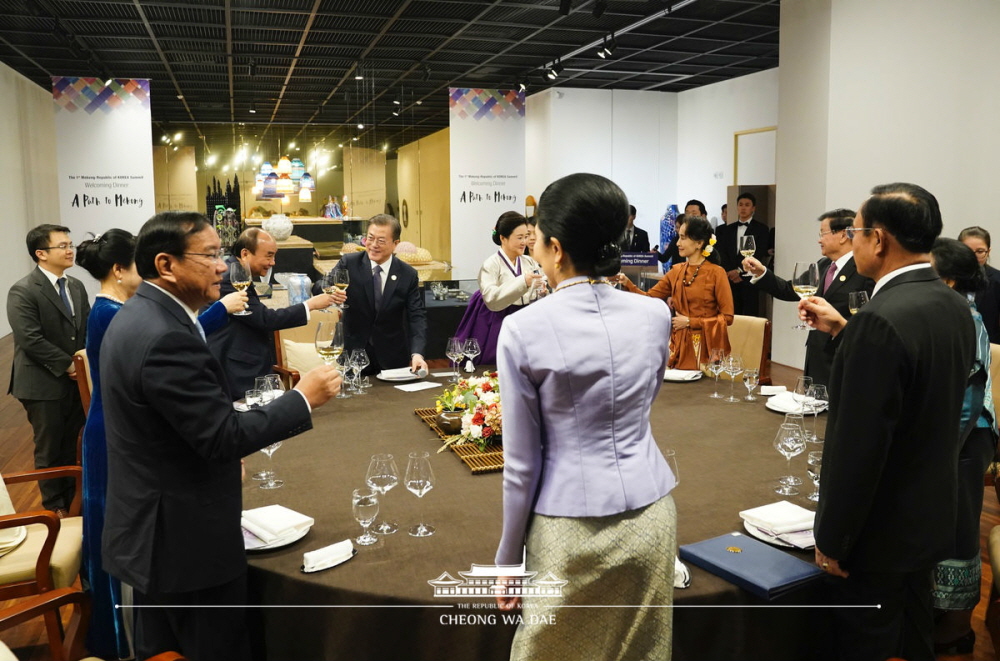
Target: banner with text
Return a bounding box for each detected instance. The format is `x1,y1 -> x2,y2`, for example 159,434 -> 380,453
53,77 -> 154,291
449,88 -> 525,279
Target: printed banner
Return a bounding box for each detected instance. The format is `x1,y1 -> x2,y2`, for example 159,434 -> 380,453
449,88 -> 526,279
53,77 -> 155,291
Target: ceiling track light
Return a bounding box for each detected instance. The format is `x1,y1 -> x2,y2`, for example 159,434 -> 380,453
354,62 -> 364,80
547,59 -> 563,80
518,82 -> 527,92
559,0 -> 572,16
592,0 -> 607,18
597,37 -> 608,58
249,102 -> 256,114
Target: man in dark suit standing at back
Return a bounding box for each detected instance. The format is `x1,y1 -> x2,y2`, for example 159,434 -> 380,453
619,205 -> 650,252
100,212 -> 341,660
800,183 -> 975,661
715,192 -> 770,316
6,224 -> 89,514
743,208 -> 875,386
208,227 -> 335,399
327,214 -> 427,375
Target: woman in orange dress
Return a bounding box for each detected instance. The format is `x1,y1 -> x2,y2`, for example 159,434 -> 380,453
618,216 -> 734,369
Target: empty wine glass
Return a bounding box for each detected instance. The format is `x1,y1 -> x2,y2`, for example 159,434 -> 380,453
791,262 -> 819,329
743,367 -> 760,401
335,351 -> 353,399
792,376 -> 813,414
708,348 -> 726,399
738,235 -> 756,275
805,384 -> 828,443
229,261 -> 253,316
723,355 -> 744,403
807,451 -> 822,502
352,488 -> 380,546
359,376 -> 373,394
773,423 -> 805,496
848,290 -> 870,315
259,441 -> 284,490
351,350 -> 371,394
446,337 -> 465,383
691,332 -> 702,368
254,376 -> 273,403
463,338 -> 481,372
780,413 -> 805,485
405,451 -> 436,537
366,453 -> 399,534
265,373 -> 285,398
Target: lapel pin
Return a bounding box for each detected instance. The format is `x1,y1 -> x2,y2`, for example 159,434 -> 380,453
839,275 -> 846,281
391,274 -> 397,281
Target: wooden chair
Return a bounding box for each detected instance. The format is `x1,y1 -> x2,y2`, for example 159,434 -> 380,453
986,525 -> 1000,653
70,349 -> 92,415
272,308 -> 340,387
726,314 -> 772,386
983,344 -> 1000,486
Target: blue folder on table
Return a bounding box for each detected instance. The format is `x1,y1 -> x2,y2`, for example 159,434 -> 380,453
679,531 -> 824,601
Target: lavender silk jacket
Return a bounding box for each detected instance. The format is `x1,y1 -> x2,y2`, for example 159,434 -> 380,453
495,276 -> 677,566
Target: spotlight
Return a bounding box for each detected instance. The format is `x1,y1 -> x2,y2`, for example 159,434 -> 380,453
393,97 -> 401,105
547,60 -> 563,80
104,78 -> 114,87
358,123 -> 364,129
593,0 -> 607,18
249,102 -> 256,114
559,0 -> 572,15
354,62 -> 364,80
519,82 -> 527,92
597,37 -> 609,58
392,108 -> 400,116
605,35 -> 617,57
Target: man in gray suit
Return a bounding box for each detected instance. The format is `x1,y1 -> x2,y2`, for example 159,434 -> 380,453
6,224 -> 89,513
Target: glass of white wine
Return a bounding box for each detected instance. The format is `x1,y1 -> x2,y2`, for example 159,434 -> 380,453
738,235 -> 756,275
229,261 -> 252,316
333,267 -> 350,310
848,290 -> 870,315
315,322 -> 349,402
791,261 -> 819,329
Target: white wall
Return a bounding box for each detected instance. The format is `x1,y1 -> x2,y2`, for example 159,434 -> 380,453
677,69 -> 780,220
0,63 -> 59,338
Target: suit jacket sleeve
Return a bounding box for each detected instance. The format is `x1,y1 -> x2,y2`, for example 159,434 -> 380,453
221,271 -> 308,333
198,301 -> 229,336
405,269 -> 427,357
753,268 -> 800,303
6,281 -> 74,376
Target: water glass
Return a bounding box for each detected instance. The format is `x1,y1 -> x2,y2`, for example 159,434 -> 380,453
743,368 -> 760,401
254,376 -> 273,403
352,488 -> 380,546
807,451 -> 822,502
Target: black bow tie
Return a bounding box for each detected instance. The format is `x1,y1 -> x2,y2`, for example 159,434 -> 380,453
738,222 -> 750,226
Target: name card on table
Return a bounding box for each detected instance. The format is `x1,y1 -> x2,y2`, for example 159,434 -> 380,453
620,252 -> 658,267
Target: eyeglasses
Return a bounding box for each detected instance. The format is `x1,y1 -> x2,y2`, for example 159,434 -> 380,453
972,248 -> 990,256
365,236 -> 389,247
817,229 -> 843,238
183,249 -> 227,262
844,227 -> 876,240
40,243 -> 75,251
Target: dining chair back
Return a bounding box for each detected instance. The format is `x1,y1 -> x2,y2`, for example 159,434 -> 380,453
726,314 -> 772,386
272,308 -> 340,387
71,349 -> 92,414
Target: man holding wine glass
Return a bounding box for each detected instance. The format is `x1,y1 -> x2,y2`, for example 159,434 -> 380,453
715,192 -> 770,316
100,212 -> 342,661
208,228 -> 336,400
742,209 -> 874,385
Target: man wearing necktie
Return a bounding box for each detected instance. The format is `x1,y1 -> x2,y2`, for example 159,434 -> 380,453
326,214 -> 427,375
618,205 -> 650,252
715,192 -> 770,316
6,224 -> 90,514
742,209 -> 875,385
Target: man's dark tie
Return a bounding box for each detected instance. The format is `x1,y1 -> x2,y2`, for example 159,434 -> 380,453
822,262 -> 838,293
373,264 -> 383,310
57,277 -> 73,316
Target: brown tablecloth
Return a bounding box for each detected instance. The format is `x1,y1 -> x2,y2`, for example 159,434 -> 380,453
243,375 -> 826,661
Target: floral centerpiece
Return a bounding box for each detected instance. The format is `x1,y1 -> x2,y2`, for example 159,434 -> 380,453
434,370 -> 502,452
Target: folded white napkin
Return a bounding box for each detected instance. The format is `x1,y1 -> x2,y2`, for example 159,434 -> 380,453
394,381 -> 442,393
302,539 -> 355,573
380,367 -> 429,380
241,505 -> 314,544
759,385 -> 787,396
739,500 -> 815,535
674,556 -> 691,588
663,369 -> 702,382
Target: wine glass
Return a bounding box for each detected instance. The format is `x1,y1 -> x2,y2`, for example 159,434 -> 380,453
708,348 -> 726,399
259,441 -> 284,489
352,488 -> 380,546
848,290 -> 870,315
806,451 -> 822,502
743,367 -> 760,401
315,321 -> 344,367
780,413 -> 805,486
351,350 -> 371,394
333,267 -> 350,310
345,350 -> 364,394
773,423 -> 805,496
265,373 -> 285,399
664,449 -> 679,487
229,261 -> 252,316
244,388 -> 262,411
790,262 -> 819,329
405,451 -> 436,537
463,338 -> 481,372
690,332 -> 702,369
805,384 -> 828,443
335,351 -> 353,399
792,376 -> 813,414
359,376 -> 373,394
446,337 -> 465,383
366,453 -> 399,534
254,376 -> 273,403
738,235 -> 756,275
723,355 -> 744,403
319,271 -> 337,314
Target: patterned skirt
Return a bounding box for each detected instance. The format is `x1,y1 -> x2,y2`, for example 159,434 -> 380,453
511,494 -> 677,661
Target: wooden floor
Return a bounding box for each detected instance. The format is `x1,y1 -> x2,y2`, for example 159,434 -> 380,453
1,350 -> 996,659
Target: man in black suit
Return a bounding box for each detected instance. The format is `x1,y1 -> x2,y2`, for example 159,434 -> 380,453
100,212 -> 341,660
208,228 -> 335,399
328,214 -> 427,375
800,184 -> 975,661
6,224 -> 89,513
619,205 -> 650,252
743,208 -> 874,386
715,192 -> 770,316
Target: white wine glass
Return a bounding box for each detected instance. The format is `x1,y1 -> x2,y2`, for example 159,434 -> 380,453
405,451 -> 436,537
790,262 -> 819,329
366,453 -> 399,534
259,441 -> 284,490
805,384 -> 828,443
723,355 -> 744,403
463,338 -> 481,372
743,367 -> 760,401
773,423 -> 805,496
708,348 -> 726,399
333,267 -> 350,310
229,261 -> 252,316
316,322 -> 351,399
319,271 -> 337,314
807,451 -> 822,502
738,235 -> 756,275
848,290 -> 870,315
446,337 -> 465,383
352,488 -> 380,546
